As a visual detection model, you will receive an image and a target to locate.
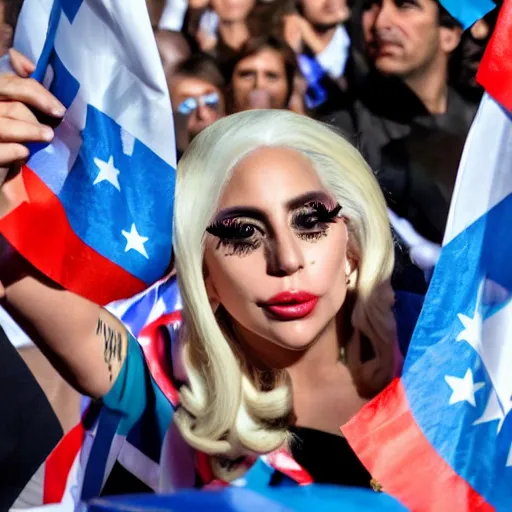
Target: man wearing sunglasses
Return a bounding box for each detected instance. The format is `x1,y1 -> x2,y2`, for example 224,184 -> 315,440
169,54 -> 226,158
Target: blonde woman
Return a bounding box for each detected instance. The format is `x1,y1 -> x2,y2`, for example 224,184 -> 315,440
0,71 -> 403,500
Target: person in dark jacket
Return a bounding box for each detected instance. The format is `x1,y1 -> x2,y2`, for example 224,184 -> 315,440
324,0 -> 477,244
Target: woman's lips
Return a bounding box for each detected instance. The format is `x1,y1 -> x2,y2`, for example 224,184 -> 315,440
262,291 -> 319,320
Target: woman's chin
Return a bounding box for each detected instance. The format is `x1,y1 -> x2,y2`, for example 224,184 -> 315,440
268,324 -> 323,352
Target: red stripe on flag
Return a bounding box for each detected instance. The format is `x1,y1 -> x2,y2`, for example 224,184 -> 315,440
477,0 -> 512,112
342,378 -> 494,512
43,421 -> 85,504
139,311 -> 183,407
0,165 -> 146,305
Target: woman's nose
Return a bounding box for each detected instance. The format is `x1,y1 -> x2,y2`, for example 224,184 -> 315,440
266,229 -> 304,277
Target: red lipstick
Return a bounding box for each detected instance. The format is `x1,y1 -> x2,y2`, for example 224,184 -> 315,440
262,291 -> 319,320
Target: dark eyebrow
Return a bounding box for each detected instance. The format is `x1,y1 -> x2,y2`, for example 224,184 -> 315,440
212,191 -> 335,224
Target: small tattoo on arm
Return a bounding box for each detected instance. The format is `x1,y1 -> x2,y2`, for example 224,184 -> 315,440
97,318 -> 123,382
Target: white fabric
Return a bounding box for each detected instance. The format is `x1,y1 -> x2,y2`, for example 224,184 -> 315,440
444,93 -> 512,243
159,0 -> 187,31
118,440 -> 160,491
0,306 -> 34,349
388,209 -> 441,273
14,0 -> 176,168
316,24 -> 350,79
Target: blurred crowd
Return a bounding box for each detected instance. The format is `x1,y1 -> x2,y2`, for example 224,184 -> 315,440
147,0 -> 495,250
0,0 -> 501,508
0,0 -> 497,247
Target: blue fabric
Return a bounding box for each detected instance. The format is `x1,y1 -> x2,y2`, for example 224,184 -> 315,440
103,333 -> 173,437
439,0 -> 495,30
58,104 -> 174,284
402,193 -> 512,508
394,291 -> 424,357
81,334 -> 173,501
28,0 -> 176,287
87,486 -> 407,512
297,54 -> 328,109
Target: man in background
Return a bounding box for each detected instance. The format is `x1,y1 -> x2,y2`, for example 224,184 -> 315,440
327,0 -> 477,245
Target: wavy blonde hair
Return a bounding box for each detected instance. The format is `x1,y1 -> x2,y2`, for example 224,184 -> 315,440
172,110 -> 396,479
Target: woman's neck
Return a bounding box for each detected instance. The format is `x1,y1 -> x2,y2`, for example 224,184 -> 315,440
232,316 -> 368,433
286,319 -> 342,385
218,20 -> 249,51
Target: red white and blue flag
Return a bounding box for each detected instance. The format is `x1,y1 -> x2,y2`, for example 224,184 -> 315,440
0,0 -> 176,306
344,1 -> 512,510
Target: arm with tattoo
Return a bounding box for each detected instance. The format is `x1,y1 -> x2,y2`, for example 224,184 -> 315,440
97,315 -> 126,384
1,251 -> 129,399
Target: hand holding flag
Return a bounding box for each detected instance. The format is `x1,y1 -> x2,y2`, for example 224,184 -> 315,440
0,0 -> 176,305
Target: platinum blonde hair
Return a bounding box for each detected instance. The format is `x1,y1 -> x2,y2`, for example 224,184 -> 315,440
172,110 -> 396,478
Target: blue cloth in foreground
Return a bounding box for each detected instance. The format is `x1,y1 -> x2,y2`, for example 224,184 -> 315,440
439,0 -> 495,29
88,486 -> 408,512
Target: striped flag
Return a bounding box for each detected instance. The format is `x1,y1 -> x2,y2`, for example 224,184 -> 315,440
343,1 -> 512,510
0,0 -> 176,306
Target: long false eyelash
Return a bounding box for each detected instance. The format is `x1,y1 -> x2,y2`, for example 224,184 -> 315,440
206,218 -> 256,239
293,201 -> 342,227
308,201 -> 342,222
292,202 -> 342,242
206,219 -> 261,257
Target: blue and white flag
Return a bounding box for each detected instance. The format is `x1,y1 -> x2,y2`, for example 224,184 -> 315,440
0,0 -> 176,306
344,2 -> 512,509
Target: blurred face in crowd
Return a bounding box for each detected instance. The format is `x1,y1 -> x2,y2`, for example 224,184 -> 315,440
231,48 -> 290,112
170,76 -> 225,148
300,0 -> 350,29
362,0 -> 461,79
211,0 -> 256,22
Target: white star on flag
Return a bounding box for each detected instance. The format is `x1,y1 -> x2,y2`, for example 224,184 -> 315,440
93,155 -> 121,191
445,369 -> 485,407
456,281 -> 484,351
122,223 -> 149,259
456,310 -> 482,351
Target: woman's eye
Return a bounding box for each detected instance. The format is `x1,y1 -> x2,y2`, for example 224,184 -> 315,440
292,202 -> 342,240
206,220 -> 263,256
236,224 -> 255,238
300,213 -> 321,229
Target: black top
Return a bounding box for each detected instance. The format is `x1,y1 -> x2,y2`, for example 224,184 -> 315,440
0,325 -> 63,509
289,426 -> 372,488
322,73 -> 478,244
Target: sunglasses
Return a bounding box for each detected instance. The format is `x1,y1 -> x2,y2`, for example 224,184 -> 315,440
177,91 -> 221,115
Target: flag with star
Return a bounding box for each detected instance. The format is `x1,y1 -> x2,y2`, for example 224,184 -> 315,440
0,0 -> 176,305
343,1 -> 512,511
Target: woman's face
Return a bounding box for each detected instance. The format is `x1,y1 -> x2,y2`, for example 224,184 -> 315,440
231,48 -> 289,112
211,0 -> 255,22
204,147 -> 351,355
